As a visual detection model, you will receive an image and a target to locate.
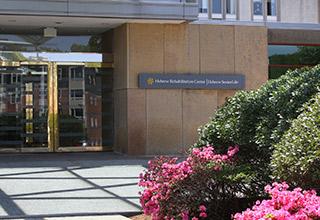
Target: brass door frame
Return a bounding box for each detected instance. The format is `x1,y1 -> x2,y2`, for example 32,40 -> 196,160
48,62 -> 58,152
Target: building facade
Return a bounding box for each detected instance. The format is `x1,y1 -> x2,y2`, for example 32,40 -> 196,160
0,0 -> 319,154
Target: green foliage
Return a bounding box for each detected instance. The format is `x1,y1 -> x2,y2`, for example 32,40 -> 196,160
271,93 -> 320,190
194,65 -> 320,191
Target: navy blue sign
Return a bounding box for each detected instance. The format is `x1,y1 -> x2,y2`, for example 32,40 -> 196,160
139,74 -> 245,89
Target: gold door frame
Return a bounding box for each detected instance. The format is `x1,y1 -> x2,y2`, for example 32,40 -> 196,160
47,62 -> 58,152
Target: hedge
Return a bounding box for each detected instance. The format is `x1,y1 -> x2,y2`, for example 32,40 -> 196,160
271,92 -> 320,190
194,65 -> 320,191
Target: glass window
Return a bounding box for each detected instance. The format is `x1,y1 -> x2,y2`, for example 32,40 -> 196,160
71,108 -> 83,119
226,0 -> 236,14
26,108 -> 33,120
267,0 -> 277,16
268,45 -> 320,79
212,0 -> 222,13
4,75 -> 11,84
26,83 -> 33,92
91,117 -> 94,128
26,123 -> 33,134
70,67 -> 83,79
10,94 -> 15,104
0,35 -> 102,53
70,89 -> 83,98
26,94 -> 33,106
199,0 -> 208,13
253,0 -> 263,15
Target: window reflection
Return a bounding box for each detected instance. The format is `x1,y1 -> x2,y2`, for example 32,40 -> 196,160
0,65 -> 48,148
267,0 -> 277,16
0,35 -> 102,53
212,0 -> 222,13
199,0 -> 208,13
226,0 -> 236,15
58,65 -> 113,147
253,0 -> 263,15
268,45 -> 320,79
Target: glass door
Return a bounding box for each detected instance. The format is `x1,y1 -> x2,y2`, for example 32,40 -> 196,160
56,63 -> 113,152
0,61 -> 50,152
0,34 -> 114,152
0,61 -> 113,153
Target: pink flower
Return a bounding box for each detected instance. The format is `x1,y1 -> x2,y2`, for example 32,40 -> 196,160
199,212 -> 207,218
139,146 -> 240,219
181,211 -> 189,220
199,205 -> 207,212
234,182 -> 320,220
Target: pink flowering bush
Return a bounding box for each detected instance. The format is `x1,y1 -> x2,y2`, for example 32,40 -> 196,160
234,182 -> 320,220
139,146 -> 258,220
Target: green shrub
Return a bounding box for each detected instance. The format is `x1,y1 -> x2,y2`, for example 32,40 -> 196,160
271,93 -> 320,190
194,65 -> 320,191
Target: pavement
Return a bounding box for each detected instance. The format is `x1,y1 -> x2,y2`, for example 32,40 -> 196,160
0,152 -> 152,219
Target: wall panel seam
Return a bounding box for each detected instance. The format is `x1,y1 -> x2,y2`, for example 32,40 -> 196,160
126,24 -> 130,150
181,89 -> 184,151
198,25 -> 201,74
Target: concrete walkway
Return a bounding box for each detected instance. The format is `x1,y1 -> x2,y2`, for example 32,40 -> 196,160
0,152 -> 151,219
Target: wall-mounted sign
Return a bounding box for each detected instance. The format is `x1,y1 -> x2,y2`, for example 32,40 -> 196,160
139,73 -> 245,89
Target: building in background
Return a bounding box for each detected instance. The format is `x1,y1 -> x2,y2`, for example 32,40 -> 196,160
0,0 -> 319,154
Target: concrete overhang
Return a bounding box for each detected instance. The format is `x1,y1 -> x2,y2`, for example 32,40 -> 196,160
0,15 -> 188,35
267,22 -> 320,45
192,19 -> 320,45
0,0 -> 199,21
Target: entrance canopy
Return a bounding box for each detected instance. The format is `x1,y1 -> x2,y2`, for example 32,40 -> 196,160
0,0 -> 198,23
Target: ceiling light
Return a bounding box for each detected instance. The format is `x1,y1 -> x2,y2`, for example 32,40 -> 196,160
44,27 -> 57,37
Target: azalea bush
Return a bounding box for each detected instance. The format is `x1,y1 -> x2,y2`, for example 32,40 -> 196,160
139,146 -> 257,220
234,182 -> 320,220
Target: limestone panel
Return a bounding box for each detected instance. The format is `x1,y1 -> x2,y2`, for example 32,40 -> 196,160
113,24 -> 128,90
199,25 -> 235,74
186,24 -> 200,74
280,0 -> 319,23
164,23 -> 200,74
113,89 -> 128,153
182,90 -> 218,151
146,90 -> 182,155
127,89 -> 147,155
164,24 -> 187,73
235,26 -> 268,90
128,23 -> 164,89
238,0 -> 252,21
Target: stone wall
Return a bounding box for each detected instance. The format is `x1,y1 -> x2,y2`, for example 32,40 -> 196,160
112,23 -> 268,155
